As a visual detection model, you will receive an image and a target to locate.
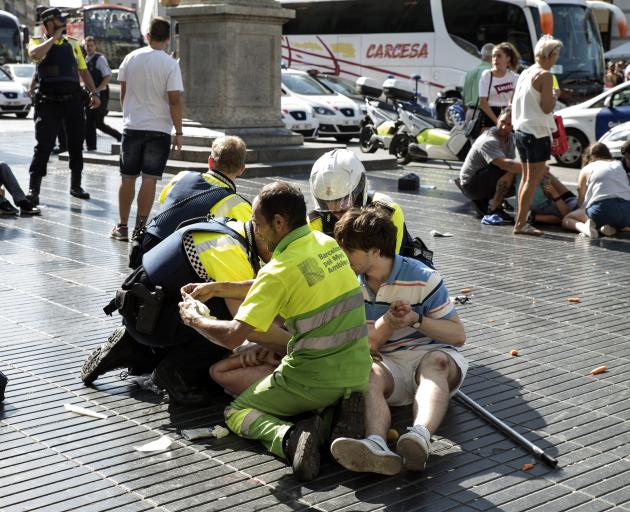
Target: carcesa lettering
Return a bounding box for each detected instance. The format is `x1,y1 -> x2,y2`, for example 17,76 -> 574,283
366,43 -> 429,59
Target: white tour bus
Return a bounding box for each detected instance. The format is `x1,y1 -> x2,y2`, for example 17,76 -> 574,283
280,0 -> 627,106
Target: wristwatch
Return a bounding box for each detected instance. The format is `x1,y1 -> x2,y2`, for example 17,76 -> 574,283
411,313 -> 423,329
91,91 -> 100,97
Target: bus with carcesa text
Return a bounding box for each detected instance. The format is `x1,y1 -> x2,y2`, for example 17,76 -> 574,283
0,10 -> 28,64
34,4 -> 144,69
280,0 -> 628,106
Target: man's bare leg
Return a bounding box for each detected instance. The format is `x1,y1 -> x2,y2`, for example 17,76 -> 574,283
118,176 -> 137,226
135,176 -> 158,231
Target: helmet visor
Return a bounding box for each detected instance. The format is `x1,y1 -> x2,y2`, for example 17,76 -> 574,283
315,191 -> 357,214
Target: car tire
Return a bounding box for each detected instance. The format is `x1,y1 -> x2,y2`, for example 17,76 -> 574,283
335,135 -> 354,143
555,129 -> 587,168
15,112 -> 28,119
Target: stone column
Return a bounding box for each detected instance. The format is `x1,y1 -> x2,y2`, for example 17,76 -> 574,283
167,0 -> 301,145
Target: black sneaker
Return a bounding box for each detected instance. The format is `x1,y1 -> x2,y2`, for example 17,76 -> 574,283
81,326 -> 135,385
330,392 -> 365,442
0,200 -> 18,216
470,198 -> 489,218
488,207 -> 514,224
285,415 -> 325,482
17,199 -> 40,216
70,187 -> 90,200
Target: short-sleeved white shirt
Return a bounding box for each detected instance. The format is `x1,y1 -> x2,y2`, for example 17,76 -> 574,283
478,69 -> 519,107
118,46 -> 183,134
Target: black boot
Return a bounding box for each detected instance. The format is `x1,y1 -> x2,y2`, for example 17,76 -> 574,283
26,175 -> 42,206
70,171 -> 90,200
284,415 -> 324,482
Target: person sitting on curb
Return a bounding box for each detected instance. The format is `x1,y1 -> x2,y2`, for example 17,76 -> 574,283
0,162 -> 40,216
178,181 -> 372,482
456,108 -> 521,221
128,135 -> 252,267
81,216 -> 289,406
562,143 -> 630,238
330,207 -> 467,475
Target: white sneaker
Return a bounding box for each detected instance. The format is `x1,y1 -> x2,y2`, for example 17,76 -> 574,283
585,219 -> 599,239
330,435 -> 402,475
600,225 -> 617,237
396,426 -> 431,471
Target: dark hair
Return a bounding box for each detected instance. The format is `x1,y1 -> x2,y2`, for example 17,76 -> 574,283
256,181 -> 307,232
334,207 -> 396,259
85,35 -> 95,44
499,106 -> 511,117
149,17 -> 170,42
621,139 -> 630,156
494,42 -> 520,71
582,142 -> 613,167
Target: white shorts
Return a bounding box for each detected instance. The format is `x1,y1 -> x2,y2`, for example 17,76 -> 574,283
381,345 -> 468,407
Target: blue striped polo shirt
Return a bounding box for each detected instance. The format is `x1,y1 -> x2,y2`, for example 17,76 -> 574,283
359,255 -> 455,353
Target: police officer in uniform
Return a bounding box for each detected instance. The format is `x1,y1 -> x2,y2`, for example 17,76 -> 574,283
27,7 -> 101,205
84,36 -> 121,150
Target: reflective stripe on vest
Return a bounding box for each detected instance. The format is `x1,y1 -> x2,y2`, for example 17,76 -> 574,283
292,293 -> 364,335
291,324 -> 367,353
212,194 -> 247,217
195,234 -> 242,254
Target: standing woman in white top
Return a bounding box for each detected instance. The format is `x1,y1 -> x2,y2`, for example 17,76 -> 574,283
511,36 -> 562,236
478,42 -> 520,131
562,143 -> 630,238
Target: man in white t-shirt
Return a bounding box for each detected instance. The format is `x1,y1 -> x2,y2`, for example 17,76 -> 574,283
111,17 -> 184,242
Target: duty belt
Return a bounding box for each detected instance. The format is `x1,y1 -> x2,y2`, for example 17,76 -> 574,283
39,92 -> 81,103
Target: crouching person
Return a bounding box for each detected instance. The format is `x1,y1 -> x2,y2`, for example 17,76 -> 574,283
178,181 -> 372,481
331,208 -> 467,475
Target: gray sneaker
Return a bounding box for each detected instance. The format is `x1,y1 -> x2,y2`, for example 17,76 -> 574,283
396,426 -> 431,471
330,436 -> 402,475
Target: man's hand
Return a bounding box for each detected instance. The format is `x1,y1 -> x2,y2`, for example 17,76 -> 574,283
172,134 -> 183,152
181,282 -> 217,302
239,346 -> 281,368
385,300 -> 418,329
178,297 -> 203,328
53,26 -> 65,42
89,94 -> 101,110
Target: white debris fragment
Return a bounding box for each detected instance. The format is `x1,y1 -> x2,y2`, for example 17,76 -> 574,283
181,425 -> 230,441
134,435 -> 173,452
64,403 -> 107,420
430,230 -> 454,237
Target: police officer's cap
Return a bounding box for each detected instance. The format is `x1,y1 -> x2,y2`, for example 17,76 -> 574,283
41,8 -> 65,23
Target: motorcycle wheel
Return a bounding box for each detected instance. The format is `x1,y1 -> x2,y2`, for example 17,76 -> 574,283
359,125 -> 379,153
390,133 -> 412,165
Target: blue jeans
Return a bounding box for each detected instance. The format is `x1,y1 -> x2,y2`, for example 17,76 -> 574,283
119,129 -> 171,179
0,162 -> 27,205
586,197 -> 630,228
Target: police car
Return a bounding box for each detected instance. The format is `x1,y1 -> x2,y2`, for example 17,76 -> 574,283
0,67 -> 31,119
555,81 -> 630,167
281,88 -> 319,139
281,69 -> 361,143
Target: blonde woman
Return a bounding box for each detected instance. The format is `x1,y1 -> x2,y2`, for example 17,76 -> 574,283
511,35 -> 562,236
562,143 -> 630,238
477,42 -> 520,130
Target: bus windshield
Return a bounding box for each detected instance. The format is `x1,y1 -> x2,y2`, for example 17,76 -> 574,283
0,14 -> 21,64
549,5 -> 604,81
83,7 -> 143,68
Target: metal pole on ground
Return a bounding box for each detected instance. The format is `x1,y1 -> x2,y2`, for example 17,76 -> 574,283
454,390 -> 558,468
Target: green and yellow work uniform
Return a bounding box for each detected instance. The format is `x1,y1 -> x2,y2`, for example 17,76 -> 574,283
308,192 -> 407,253
225,226 -> 372,458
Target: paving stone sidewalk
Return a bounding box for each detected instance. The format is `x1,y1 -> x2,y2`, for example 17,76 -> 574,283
1,155 -> 630,512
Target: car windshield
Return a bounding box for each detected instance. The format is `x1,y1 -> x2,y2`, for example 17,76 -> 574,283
0,68 -> 12,82
282,73 -> 333,95
10,65 -> 34,78
319,76 -> 357,96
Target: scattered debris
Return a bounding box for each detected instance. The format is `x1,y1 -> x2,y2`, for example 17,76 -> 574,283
487,320 -> 496,325
130,374 -> 164,395
590,366 -> 608,376
430,230 -> 454,237
420,184 -> 436,190
134,436 -> 173,452
460,288 -> 472,294
181,425 -> 230,441
568,297 -> 581,304
510,350 -> 519,357
64,403 -> 107,420
521,463 -> 535,472
454,295 -> 472,305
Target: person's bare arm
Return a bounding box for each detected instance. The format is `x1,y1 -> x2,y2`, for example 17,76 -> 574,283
79,69 -> 101,109
534,71 -> 554,114
576,167 -> 590,207
479,96 -> 497,124
181,280 -> 254,302
490,156 -> 523,174
29,27 -> 64,61
179,306 -> 253,350
96,74 -> 112,93
168,90 -> 183,151
390,300 -> 466,347
120,81 -> 125,109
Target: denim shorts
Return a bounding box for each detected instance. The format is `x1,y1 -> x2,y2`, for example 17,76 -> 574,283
514,130 -> 551,163
120,129 -> 171,179
586,197 -> 630,228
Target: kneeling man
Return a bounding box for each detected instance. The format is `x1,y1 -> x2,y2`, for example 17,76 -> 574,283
331,208 -> 468,474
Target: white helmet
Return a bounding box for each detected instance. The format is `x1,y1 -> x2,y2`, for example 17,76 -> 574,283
310,149 -> 367,213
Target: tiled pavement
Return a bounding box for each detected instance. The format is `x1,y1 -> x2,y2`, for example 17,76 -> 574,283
1,147 -> 630,511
